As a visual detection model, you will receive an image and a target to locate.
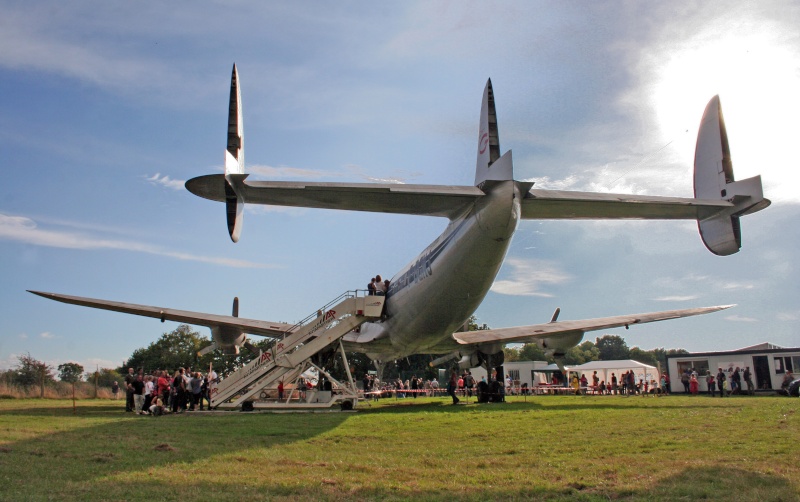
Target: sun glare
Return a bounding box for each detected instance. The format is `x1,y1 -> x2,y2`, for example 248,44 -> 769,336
650,25 -> 800,203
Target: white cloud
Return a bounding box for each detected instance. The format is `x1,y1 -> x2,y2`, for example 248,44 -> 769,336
650,273 -> 755,300
522,175 -> 581,191
720,282 -> 755,291
653,295 -> 700,302
39,332 -> 57,339
146,173 -> 185,191
0,213 -> 272,269
725,315 -> 758,323
0,354 -> 21,371
491,258 -> 571,297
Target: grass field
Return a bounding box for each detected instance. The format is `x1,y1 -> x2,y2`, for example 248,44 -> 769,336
0,394 -> 797,501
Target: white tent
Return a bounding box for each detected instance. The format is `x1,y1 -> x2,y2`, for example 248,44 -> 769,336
572,359 -> 659,388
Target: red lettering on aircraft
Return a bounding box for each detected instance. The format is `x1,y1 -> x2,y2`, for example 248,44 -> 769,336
479,132 -> 489,154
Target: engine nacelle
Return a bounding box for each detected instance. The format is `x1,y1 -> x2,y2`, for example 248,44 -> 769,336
210,325 -> 246,354
457,353 -> 482,370
535,331 -> 584,356
457,349 -> 504,370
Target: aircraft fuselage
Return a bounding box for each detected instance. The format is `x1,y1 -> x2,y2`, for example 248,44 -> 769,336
357,180 -> 523,360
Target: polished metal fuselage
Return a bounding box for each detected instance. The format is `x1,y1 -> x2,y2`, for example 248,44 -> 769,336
352,180 -> 523,360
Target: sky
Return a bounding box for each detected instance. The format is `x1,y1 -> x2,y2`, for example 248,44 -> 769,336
2,1 -> 799,374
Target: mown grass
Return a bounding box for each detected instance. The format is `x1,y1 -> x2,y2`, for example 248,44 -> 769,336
0,394 -> 797,501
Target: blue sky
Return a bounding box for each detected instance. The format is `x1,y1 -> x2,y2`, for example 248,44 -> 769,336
2,1 -> 798,373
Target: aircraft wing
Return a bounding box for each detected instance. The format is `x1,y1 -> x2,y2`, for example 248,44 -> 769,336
521,189 -> 734,220
28,291 -> 296,337
186,174 -> 484,219
452,305 -> 733,345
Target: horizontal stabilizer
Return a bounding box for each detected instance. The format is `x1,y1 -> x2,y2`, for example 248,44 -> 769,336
521,189 -> 733,219
186,175 -> 485,219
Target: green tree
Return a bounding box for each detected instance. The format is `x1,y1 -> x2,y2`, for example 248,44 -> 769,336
595,335 -> 630,360
519,343 -> 548,362
205,338 -> 274,378
57,362 -> 84,383
464,315 -> 489,332
564,340 -> 600,365
390,354 -> 438,381
121,325 -> 209,373
503,346 -> 521,362
12,353 -> 55,387
87,368 -> 123,388
629,347 -> 658,366
650,347 -> 689,369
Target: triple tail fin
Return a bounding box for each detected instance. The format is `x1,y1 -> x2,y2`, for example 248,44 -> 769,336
474,79 -> 513,187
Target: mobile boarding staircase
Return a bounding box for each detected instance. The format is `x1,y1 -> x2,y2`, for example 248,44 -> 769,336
210,291 -> 384,411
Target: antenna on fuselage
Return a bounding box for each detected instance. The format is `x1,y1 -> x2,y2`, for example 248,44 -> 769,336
550,308 -> 561,323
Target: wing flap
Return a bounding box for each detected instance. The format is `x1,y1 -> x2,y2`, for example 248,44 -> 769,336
28,291 -> 295,337
186,174 -> 484,218
453,305 -> 732,345
522,189 -> 733,220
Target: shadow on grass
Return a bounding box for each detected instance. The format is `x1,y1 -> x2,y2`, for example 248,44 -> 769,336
0,404 -> 128,416
51,466 -> 797,501
0,400 -> 350,500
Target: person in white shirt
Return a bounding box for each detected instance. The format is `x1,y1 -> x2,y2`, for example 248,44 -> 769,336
374,274 -> 386,294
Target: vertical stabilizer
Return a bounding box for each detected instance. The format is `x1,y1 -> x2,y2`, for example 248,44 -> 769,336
225,64 -> 246,242
694,95 -> 769,255
226,64 -> 244,175
694,96 -> 732,200
475,79 -> 512,187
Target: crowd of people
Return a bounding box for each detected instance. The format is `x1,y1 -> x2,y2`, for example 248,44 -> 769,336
117,363 -> 778,414
361,370 -> 509,405
678,366 -> 756,397
361,374 -> 443,400
120,366 -> 218,416
544,370 -> 666,396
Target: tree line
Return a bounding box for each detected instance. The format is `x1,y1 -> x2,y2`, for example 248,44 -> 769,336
2,323 -> 689,395
503,334 -> 689,370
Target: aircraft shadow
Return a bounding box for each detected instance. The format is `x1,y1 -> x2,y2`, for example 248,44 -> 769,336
0,401 -> 350,499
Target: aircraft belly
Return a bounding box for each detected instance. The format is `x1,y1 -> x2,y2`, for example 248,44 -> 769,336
385,206 -> 515,356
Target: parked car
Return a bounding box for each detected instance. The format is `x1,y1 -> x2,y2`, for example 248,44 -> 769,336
777,377 -> 800,397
